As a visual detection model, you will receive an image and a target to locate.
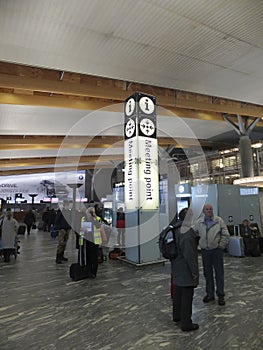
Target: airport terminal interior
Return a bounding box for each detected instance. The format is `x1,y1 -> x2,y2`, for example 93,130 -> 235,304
1,1 -> 263,349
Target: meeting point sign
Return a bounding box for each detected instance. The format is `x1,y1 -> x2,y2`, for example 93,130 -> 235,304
124,92 -> 159,210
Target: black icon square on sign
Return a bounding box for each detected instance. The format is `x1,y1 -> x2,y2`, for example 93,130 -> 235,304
138,116 -> 156,138
124,116 -> 137,139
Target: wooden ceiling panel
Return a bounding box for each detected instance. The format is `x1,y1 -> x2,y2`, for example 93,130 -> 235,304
0,61 -> 263,120
0,61 -> 262,176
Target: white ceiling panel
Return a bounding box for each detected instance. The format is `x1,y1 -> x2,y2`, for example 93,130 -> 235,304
1,0 -> 263,104
0,147 -> 124,160
0,0 -> 263,175
0,104 -> 234,141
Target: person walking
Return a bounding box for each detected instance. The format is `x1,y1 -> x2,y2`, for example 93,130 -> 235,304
194,204 -> 230,306
1,209 -> 18,262
171,207 -> 199,332
24,209 -> 36,235
116,207 -> 125,247
42,207 -> 49,232
55,200 -> 71,264
48,208 -> 57,232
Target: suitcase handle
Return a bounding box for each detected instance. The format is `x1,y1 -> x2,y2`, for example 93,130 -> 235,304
234,225 -> 240,237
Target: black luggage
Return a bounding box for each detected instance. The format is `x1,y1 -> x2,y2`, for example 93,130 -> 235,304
69,263 -> 91,281
69,238 -> 91,281
258,236 -> 263,253
17,224 -> 26,235
243,236 -> 261,257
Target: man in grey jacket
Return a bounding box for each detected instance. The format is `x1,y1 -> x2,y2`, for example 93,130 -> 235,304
194,204 -> 230,306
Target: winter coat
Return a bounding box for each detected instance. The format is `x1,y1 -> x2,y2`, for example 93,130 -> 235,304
171,222 -> 199,287
194,215 -> 230,250
24,211 -> 36,226
1,217 -> 18,249
54,209 -> 71,230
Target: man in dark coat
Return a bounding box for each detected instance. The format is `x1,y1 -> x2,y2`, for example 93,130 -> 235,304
24,209 -> 36,235
55,200 -> 71,264
171,207 -> 199,332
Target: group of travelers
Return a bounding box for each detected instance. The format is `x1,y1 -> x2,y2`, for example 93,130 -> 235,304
169,204 -> 263,333
0,202 -> 110,270
42,207 -> 57,232
171,204 -> 230,332
1,200 -> 261,335
54,201 -> 109,280
0,207 -> 38,261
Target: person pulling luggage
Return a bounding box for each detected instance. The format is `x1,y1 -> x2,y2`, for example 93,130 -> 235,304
81,207 -> 106,278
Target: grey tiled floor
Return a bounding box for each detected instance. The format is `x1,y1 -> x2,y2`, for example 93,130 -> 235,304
1,229 -> 263,350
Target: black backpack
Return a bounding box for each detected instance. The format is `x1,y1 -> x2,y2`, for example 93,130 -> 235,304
159,224 -> 178,260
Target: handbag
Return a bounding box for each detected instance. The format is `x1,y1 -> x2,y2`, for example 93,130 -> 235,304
32,223 -> 37,229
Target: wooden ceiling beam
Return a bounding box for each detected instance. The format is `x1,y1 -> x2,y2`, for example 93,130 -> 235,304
0,60 -> 263,120
0,92 -> 115,110
0,72 -> 130,101
0,154 -> 125,168
0,91 -> 228,123
0,135 -> 219,152
0,164 -> 115,176
0,135 -> 123,148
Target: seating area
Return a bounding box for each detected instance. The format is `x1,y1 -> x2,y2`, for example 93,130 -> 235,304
227,224 -> 263,257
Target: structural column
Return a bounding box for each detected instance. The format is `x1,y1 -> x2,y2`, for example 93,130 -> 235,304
124,92 -> 160,264
239,135 -> 254,178
224,114 -> 260,178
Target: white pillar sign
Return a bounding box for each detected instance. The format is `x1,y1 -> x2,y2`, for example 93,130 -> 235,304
124,92 -> 159,210
124,137 -> 139,209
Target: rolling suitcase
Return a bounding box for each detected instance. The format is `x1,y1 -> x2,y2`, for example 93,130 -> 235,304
69,236 -> 91,281
37,220 -> 44,230
70,262 -> 91,281
50,225 -> 58,239
17,224 -> 26,235
228,225 -> 244,257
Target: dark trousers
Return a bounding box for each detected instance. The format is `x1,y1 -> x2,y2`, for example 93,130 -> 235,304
86,241 -> 99,277
26,224 -> 32,235
201,248 -> 224,297
173,286 -> 194,328
43,222 -> 48,232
